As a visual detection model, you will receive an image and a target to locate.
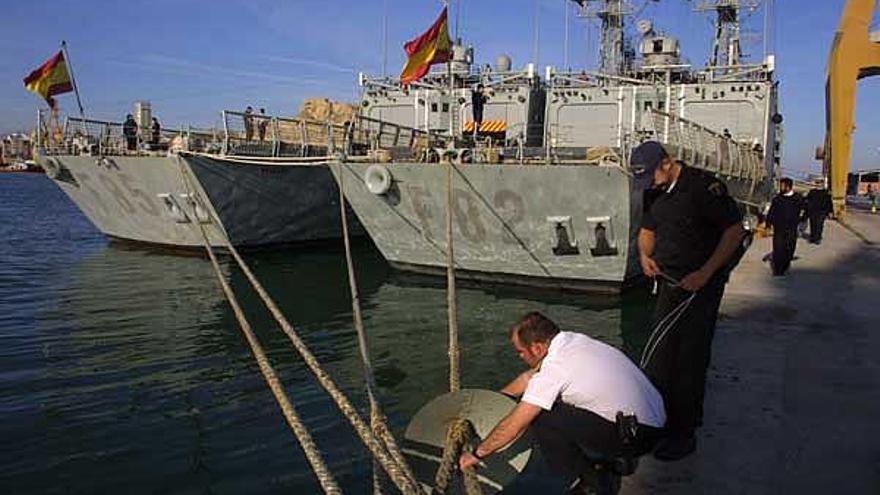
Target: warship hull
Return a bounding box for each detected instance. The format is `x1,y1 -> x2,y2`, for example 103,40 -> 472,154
39,153 -> 362,249
182,154 -> 364,246
333,161 -> 642,293
39,154 -> 229,248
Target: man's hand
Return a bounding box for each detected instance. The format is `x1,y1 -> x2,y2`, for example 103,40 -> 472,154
640,255 -> 660,278
679,268 -> 711,291
459,451 -> 482,471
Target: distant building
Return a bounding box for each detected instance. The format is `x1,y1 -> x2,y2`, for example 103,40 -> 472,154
848,169 -> 880,195
1,133 -> 32,163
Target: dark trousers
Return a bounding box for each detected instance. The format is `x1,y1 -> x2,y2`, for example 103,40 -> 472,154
772,227 -> 797,275
532,402 -> 661,478
642,278 -> 725,436
125,136 -> 137,151
808,214 -> 825,243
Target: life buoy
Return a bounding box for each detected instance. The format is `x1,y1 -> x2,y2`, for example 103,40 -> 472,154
364,164 -> 392,195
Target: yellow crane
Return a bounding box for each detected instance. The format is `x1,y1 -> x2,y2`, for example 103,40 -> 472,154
825,0 -> 880,217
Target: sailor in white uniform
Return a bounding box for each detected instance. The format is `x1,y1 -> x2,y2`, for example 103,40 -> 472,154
459,312 -> 665,488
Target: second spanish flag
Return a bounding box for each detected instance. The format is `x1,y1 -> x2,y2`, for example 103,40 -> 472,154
23,50 -> 73,109
399,7 -> 451,85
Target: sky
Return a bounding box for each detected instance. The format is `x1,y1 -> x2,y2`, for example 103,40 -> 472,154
1,0 -> 878,173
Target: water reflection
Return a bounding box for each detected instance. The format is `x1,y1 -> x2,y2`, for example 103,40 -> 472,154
0,176 -> 654,494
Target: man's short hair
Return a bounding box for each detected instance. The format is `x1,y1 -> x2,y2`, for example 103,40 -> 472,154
510,311 -> 560,345
780,177 -> 793,187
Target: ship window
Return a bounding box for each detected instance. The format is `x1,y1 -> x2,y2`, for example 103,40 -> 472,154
658,101 -> 665,110
431,103 -> 438,112
644,101 -> 653,110
653,40 -> 664,53
442,103 -> 449,112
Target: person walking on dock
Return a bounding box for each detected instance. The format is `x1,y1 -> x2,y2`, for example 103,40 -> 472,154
805,184 -> 832,244
122,114 -> 138,151
767,178 -> 804,276
632,141 -> 745,461
458,312 -> 665,493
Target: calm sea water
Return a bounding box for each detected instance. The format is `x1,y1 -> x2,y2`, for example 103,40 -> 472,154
0,174 -> 654,494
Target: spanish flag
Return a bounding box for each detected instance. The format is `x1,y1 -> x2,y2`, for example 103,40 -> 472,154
23,50 -> 73,108
399,7 -> 451,85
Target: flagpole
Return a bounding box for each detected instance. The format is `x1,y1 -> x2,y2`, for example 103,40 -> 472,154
445,1 -> 455,141
60,40 -> 88,135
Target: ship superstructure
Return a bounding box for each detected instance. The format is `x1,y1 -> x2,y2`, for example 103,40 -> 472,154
334,0 -> 781,292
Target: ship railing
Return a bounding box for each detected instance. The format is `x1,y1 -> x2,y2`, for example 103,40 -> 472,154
41,117 -> 220,156
359,67 -> 539,92
649,109 -> 766,183
222,110 -> 433,159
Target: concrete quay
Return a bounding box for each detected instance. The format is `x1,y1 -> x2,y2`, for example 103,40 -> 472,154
622,212 -> 880,494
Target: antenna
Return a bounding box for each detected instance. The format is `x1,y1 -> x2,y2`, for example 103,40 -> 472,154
577,1 -> 636,76
381,0 -> 388,77
693,0 -> 761,67
533,0 -> 541,66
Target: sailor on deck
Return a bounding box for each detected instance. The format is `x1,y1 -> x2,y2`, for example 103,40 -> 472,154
459,312 -> 664,492
632,141 -> 745,461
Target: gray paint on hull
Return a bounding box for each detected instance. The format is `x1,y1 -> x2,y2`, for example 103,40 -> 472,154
333,161 -> 640,290
183,155 -> 364,246
39,154 -> 230,247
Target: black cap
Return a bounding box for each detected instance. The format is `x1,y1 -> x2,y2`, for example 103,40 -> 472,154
630,141 -> 668,177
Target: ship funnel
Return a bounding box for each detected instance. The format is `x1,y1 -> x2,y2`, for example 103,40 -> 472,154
495,54 -> 512,72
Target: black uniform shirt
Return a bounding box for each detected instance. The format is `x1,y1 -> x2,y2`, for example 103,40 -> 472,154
767,193 -> 804,231
641,165 -> 742,280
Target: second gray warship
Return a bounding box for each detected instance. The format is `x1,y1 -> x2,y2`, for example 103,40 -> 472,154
334,0 -> 782,292
37,102 -> 365,249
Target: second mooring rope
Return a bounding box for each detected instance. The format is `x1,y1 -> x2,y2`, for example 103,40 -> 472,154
337,160 -> 422,493
178,159 -> 422,494
175,159 -> 341,494
445,156 -> 461,393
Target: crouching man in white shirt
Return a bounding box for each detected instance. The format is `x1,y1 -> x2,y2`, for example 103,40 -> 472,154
459,312 -> 666,491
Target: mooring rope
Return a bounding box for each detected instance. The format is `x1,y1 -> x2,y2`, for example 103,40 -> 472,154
639,272 -> 697,370
433,418 -> 483,495
175,159 -> 341,494
184,150 -> 334,166
445,156 -> 461,393
336,160 -> 423,494
177,159 -> 424,493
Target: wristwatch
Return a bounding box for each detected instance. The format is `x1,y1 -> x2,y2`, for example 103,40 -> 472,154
471,446 -> 485,461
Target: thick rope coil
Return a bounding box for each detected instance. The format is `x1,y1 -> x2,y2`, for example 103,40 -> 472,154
175,160 -> 341,494
433,419 -> 483,495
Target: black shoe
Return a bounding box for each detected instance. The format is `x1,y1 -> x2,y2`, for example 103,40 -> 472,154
653,434 -> 696,461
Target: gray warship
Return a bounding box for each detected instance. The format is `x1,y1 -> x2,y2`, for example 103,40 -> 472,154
37,103 -> 366,249
333,0 -> 782,293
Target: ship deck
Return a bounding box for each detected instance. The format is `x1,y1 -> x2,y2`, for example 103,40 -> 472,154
622,210 -> 880,494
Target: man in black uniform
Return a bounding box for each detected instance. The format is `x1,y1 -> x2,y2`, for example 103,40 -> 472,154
632,141 -> 745,461
804,184 -> 832,244
766,178 -> 804,275
471,84 -> 486,138
122,114 -> 138,151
